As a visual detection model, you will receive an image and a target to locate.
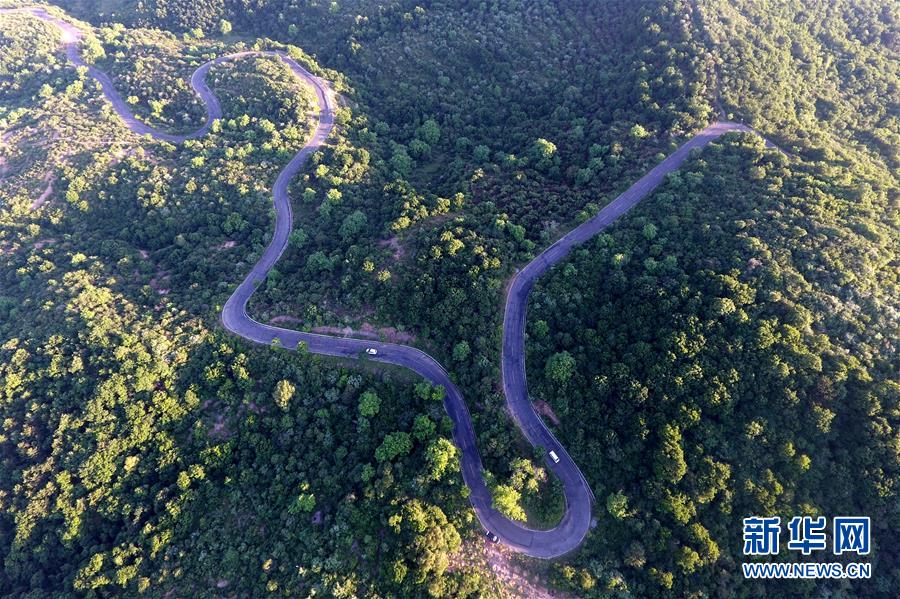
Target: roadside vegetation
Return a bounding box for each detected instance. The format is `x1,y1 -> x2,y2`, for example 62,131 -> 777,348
94,25 -> 214,132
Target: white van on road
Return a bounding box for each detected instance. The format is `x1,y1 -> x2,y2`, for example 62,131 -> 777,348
549,450 -> 560,463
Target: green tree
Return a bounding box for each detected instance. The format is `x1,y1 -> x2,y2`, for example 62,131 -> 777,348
452,340 -> 470,362
425,438 -> 458,480
417,119 -> 441,144
630,123 -> 650,139
412,415 -> 436,441
545,351 -> 576,385
358,391 -> 381,417
392,500 -> 461,585
654,423 -> 687,484
81,35 -> 106,64
532,138 -> 557,159
391,147 -> 413,176
339,210 -> 368,242
273,380 -> 295,411
375,432 -> 412,462
288,484 -> 315,514
606,490 -> 629,519
491,484 -> 526,522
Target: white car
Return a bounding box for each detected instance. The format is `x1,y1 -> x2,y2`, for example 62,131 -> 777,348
365,348 -> 378,355
549,450 -> 560,463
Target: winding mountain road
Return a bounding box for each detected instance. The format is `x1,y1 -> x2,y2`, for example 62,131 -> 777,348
6,7 -> 766,559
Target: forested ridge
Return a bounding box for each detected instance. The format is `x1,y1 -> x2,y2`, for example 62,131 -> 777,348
529,133 -> 897,595
1,0 -> 897,597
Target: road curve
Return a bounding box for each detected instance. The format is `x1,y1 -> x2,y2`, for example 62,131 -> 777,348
6,6 -> 767,559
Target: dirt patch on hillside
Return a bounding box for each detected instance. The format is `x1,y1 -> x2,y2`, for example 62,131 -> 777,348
360,322 -> 415,343
34,238 -> 57,250
208,412 -> 230,439
379,236 -> 405,261
311,325 -> 358,337
483,543 -> 566,598
270,315 -> 302,325
268,315 -> 416,344
149,270 -> 171,295
450,539 -> 567,598
533,399 -> 561,426
311,323 -> 416,343
30,173 -> 54,210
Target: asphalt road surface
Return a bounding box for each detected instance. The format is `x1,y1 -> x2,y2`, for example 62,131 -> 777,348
9,6 -> 768,558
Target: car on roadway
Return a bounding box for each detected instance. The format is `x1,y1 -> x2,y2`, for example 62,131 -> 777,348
549,450 -> 560,463
485,530 -> 499,543
365,348 -> 378,355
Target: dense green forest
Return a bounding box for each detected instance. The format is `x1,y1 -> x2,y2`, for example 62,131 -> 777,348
0,6 -> 489,596
529,133 -> 897,595
1,0 -> 897,597
700,0 -> 898,170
